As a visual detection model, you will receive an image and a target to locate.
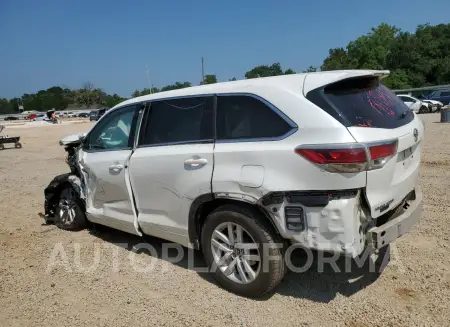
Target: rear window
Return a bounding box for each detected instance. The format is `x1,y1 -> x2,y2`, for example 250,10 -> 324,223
306,77 -> 413,128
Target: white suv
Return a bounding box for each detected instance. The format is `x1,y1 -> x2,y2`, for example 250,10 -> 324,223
44,70 -> 423,297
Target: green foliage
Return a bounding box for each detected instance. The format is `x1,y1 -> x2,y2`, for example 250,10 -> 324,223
104,94 -> 126,108
303,66 -> 317,73
74,82 -> 103,109
160,81 -> 192,92
245,62 -> 284,78
321,22 -> 450,88
202,75 -> 217,84
284,68 -> 296,75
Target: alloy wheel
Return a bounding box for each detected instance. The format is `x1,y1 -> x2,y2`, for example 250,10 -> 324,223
211,222 -> 261,284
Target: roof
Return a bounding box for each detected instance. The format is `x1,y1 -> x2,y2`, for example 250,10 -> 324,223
113,69 -> 390,109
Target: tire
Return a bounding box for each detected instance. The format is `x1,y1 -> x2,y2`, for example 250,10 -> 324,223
0,144 -> 4,150
418,106 -> 428,114
15,142 -> 22,149
201,204 -> 286,297
54,185 -> 87,231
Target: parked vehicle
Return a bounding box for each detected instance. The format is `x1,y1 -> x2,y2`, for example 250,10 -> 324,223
26,113 -> 38,120
78,112 -> 89,118
4,116 -> 20,121
397,94 -> 431,113
43,70 -> 423,297
426,89 -> 450,106
421,99 -> 443,112
89,108 -> 107,121
34,114 -> 46,121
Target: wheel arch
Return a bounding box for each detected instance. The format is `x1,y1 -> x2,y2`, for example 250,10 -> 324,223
44,173 -> 86,217
188,194 -> 279,250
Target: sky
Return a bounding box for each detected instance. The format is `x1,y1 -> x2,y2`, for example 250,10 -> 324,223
1,0 -> 449,99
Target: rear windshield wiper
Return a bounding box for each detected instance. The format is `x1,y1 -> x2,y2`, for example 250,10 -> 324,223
398,110 -> 411,120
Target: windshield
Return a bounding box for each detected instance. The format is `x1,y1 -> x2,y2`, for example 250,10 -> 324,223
307,77 -> 414,128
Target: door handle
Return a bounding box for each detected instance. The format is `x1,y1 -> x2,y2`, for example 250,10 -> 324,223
184,158 -> 208,166
109,163 -> 124,172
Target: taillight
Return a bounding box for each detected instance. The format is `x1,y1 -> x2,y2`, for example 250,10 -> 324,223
295,140 -> 398,173
367,140 -> 398,170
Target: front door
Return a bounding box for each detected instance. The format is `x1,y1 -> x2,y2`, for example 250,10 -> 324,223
79,104 -> 141,235
129,96 -> 214,246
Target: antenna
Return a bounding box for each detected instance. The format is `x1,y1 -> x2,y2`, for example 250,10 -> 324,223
146,63 -> 151,94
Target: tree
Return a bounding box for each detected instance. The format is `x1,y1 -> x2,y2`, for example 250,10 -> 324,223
74,82 -> 102,109
245,63 -> 284,79
229,77 -> 237,81
160,81 -> 191,91
104,94 -> 126,108
321,48 -> 354,71
202,74 -> 217,84
0,98 -> 15,114
131,89 -> 140,98
303,66 -> 317,73
284,68 -> 296,74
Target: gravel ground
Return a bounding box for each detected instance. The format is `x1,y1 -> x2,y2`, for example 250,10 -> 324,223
0,115 -> 449,327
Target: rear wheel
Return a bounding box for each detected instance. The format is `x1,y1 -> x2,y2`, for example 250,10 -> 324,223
0,144 -> 4,150
15,142 -> 22,148
54,186 -> 87,231
201,204 -> 286,297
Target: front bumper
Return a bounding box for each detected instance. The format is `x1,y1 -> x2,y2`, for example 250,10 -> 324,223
368,186 -> 422,250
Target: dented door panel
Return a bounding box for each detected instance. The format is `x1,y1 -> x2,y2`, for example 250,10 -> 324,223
79,148 -> 140,235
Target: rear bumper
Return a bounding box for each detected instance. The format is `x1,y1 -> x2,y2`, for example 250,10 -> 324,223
368,186 -> 422,250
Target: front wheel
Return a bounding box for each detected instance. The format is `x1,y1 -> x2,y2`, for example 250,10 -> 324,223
54,186 -> 87,231
418,106 -> 428,114
201,204 -> 286,297
15,142 -> 22,148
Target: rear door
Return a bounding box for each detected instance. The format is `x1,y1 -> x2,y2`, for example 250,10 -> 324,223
306,75 -> 424,218
129,96 -> 214,245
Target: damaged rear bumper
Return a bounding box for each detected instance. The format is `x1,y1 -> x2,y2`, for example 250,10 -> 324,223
368,186 -> 422,250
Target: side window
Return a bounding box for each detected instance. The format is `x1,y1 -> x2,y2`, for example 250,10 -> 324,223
398,96 -> 407,103
86,105 -> 138,151
441,91 -> 450,96
431,91 -> 441,97
216,95 -> 292,140
140,96 -> 213,146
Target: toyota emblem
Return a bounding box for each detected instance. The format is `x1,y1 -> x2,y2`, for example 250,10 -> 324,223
413,128 -> 419,142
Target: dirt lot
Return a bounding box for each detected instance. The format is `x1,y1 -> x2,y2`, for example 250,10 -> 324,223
1,115 -> 449,327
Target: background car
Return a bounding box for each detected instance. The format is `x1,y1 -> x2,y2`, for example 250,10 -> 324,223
426,89 -> 450,106
4,116 -> 20,121
421,99 -> 443,112
78,112 -> 89,118
89,108 -> 107,121
34,114 -> 47,121
26,113 -> 37,120
397,94 -> 431,113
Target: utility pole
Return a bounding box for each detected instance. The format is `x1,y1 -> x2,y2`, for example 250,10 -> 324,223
201,57 -> 205,84
146,62 -> 151,94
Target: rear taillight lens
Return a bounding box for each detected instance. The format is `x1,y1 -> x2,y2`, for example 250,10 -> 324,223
367,140 -> 398,170
295,140 -> 398,173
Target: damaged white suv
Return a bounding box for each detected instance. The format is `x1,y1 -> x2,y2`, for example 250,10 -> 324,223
44,70 -> 423,297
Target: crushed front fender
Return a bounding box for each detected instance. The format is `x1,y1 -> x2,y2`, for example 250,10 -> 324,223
44,173 -> 86,223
